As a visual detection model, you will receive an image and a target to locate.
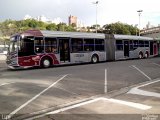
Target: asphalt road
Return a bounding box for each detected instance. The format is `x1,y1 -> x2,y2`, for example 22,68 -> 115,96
0,57 -> 160,120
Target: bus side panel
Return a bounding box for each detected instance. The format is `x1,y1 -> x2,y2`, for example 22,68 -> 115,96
18,56 -> 38,67
105,34 -> 115,61
129,47 -> 149,59
95,51 -> 106,61
70,51 -> 106,63
115,51 -> 124,60
70,53 -> 89,63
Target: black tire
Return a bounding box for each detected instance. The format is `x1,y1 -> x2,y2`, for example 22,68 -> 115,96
41,58 -> 51,68
144,52 -> 149,58
91,54 -> 99,63
139,52 -> 143,59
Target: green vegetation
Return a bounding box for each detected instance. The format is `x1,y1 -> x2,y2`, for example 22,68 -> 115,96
0,19 -> 76,38
0,19 -> 139,42
103,22 -> 138,35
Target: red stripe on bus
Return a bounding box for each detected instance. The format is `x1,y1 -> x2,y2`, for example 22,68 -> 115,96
23,30 -> 43,37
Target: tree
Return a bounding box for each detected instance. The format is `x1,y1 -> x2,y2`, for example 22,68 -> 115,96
66,25 -> 76,31
103,22 -> 138,35
0,19 -> 19,36
46,23 -> 57,31
57,23 -> 68,31
90,24 -> 100,29
71,23 -> 76,28
28,19 -> 38,28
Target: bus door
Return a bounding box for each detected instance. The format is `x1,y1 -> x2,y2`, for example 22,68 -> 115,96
158,42 -> 160,56
153,42 -> 158,55
58,38 -> 70,62
124,40 -> 129,57
150,41 -> 153,55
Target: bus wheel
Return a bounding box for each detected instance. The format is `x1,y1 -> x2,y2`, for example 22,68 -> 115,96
41,58 -> 51,68
145,52 -> 149,58
139,52 -> 143,59
91,54 -> 99,63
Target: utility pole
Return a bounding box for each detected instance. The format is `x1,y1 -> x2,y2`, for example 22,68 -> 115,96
93,1 -> 99,33
137,10 -> 143,36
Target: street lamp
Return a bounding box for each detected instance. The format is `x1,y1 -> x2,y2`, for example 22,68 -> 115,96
137,10 -> 143,36
93,1 -> 99,33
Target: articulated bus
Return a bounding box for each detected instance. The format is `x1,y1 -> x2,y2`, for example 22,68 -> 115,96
6,30 -> 158,69
106,34 -> 158,60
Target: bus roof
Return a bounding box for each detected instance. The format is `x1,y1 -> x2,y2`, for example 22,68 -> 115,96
114,34 -> 153,41
19,30 -> 155,41
21,30 -> 105,39
40,30 -> 105,39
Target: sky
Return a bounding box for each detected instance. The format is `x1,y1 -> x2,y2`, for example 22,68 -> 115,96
0,0 -> 160,29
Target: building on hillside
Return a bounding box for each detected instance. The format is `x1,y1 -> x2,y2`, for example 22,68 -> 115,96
68,15 -> 77,27
24,14 -> 32,20
23,15 -> 62,24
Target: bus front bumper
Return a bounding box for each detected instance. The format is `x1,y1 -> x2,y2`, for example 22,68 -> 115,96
7,64 -> 32,69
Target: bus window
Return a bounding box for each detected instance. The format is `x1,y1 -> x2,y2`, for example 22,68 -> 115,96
133,40 -> 138,49
139,41 -> 144,47
130,40 -> 134,50
18,36 -> 34,56
35,37 -> 44,53
95,39 -> 104,51
71,38 -> 83,52
116,40 -> 123,51
45,37 -> 57,53
144,41 -> 149,47
84,39 -> 94,51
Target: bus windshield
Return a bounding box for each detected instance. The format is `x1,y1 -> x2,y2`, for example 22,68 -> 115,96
9,41 -> 18,53
9,35 -> 20,53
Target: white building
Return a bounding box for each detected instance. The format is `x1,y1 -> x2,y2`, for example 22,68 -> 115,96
77,19 -> 85,28
23,15 -> 62,24
24,14 -> 32,20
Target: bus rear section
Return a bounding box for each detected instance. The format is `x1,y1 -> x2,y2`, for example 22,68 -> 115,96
105,34 -> 158,61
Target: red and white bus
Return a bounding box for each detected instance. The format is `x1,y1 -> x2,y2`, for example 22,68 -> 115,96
6,30 -> 106,69
6,30 -> 158,69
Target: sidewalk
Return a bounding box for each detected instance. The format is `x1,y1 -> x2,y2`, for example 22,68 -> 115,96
0,55 -> 6,69
0,54 -> 6,61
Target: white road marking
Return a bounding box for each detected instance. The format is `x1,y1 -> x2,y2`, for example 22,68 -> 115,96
6,74 -> 68,120
128,88 -> 160,98
101,98 -> 152,110
128,79 -> 160,98
0,82 -> 15,86
48,97 -> 103,114
131,65 -> 151,80
104,69 -> 107,93
152,63 -> 160,67
25,97 -> 151,120
136,79 -> 160,88
47,97 -> 151,113
25,97 -> 102,120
